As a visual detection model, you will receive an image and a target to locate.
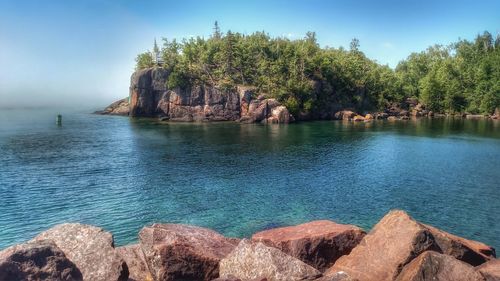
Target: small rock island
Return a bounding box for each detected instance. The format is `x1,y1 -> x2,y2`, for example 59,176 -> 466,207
1,210 -> 498,281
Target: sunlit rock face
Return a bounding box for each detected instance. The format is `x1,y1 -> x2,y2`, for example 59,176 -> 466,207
128,67 -> 293,123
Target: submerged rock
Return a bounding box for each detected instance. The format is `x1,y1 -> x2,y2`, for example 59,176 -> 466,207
0,240 -> 83,281
139,223 -> 239,281
219,239 -> 321,281
252,220 -> 365,272
32,223 -> 128,281
395,251 -> 485,281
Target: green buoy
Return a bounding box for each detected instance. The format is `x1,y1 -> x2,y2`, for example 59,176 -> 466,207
56,114 -> 62,126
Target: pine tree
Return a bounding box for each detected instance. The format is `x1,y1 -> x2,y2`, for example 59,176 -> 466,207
213,21 -> 222,40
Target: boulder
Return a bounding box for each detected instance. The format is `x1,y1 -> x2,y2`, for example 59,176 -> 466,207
477,259 -> 500,281
0,240 -> 83,281
387,116 -> 398,121
252,220 -> 365,272
32,223 -> 128,281
325,210 -> 438,281
352,115 -> 365,122
364,114 -> 373,121
395,251 -> 485,281
116,244 -> 152,281
219,239 -> 321,281
334,111 -> 356,121
375,112 -> 388,119
423,224 -> 495,266
212,276 -> 268,281
326,210 -> 495,281
315,272 -> 358,281
139,223 -> 239,281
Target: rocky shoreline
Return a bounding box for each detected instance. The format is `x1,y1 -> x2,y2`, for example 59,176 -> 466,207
96,67 -> 500,123
1,210 -> 498,281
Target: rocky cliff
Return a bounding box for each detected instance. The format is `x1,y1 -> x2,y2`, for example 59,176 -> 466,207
128,67 -> 294,123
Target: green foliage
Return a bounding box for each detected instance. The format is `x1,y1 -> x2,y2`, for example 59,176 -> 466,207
136,27 -> 500,117
397,33 -> 500,114
135,52 -> 154,70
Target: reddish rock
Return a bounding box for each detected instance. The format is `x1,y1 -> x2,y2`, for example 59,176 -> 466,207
219,239 -> 321,281
423,224 -> 495,266
477,259 -> 500,281
252,220 -> 365,272
32,223 -> 128,281
116,244 -> 152,281
139,223 -> 239,281
326,210 -> 496,281
326,210 -> 438,281
352,115 -> 365,122
334,110 -> 356,121
395,251 -> 485,281
0,240 -> 83,281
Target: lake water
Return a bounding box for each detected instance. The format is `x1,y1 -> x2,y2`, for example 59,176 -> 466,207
1,109 -> 499,251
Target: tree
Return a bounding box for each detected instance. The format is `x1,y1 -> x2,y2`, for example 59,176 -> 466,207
135,52 -> 153,70
212,21 -> 222,40
350,38 -> 360,52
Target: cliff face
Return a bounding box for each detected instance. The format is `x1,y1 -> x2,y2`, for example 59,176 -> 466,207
129,67 -> 293,123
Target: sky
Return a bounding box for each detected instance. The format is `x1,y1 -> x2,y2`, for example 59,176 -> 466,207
0,0 -> 499,109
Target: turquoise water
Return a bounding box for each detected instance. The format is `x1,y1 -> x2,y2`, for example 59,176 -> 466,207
1,109 -> 499,251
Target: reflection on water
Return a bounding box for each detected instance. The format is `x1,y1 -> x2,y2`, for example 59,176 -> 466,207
0,109 -> 499,250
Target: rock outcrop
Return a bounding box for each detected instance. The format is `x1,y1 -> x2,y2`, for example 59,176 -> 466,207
32,223 -> 128,281
0,240 -> 83,281
219,239 -> 321,281
138,223 -> 239,281
127,67 -> 293,123
252,220 -> 365,272
325,210 -> 495,281
395,251 -> 485,281
96,98 -> 130,116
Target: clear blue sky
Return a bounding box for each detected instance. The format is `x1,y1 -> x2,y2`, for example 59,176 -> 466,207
0,0 -> 498,108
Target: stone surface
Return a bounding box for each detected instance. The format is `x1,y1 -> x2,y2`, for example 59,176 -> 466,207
423,224 -> 495,266
315,272 -> 358,281
326,210 -> 495,281
477,259 -> 500,281
364,114 -> 373,120
32,223 -> 128,281
127,67 -> 292,123
219,239 -> 321,281
0,240 -> 83,281
116,244 -> 152,281
326,210 -> 439,281
395,251 -> 485,281
252,220 -> 365,272
352,115 -> 365,122
139,223 -> 239,281
334,110 -> 356,120
96,98 -> 130,116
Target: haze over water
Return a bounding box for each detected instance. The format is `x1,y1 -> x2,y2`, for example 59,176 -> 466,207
1,109 -> 499,250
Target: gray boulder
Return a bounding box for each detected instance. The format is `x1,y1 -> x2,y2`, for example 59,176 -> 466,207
0,240 -> 83,281
32,223 -> 128,281
219,239 -> 321,281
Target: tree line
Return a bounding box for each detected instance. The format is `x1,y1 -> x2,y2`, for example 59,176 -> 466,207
136,22 -> 499,116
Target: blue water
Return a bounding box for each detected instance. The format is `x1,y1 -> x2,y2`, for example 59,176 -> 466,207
1,109 -> 499,251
